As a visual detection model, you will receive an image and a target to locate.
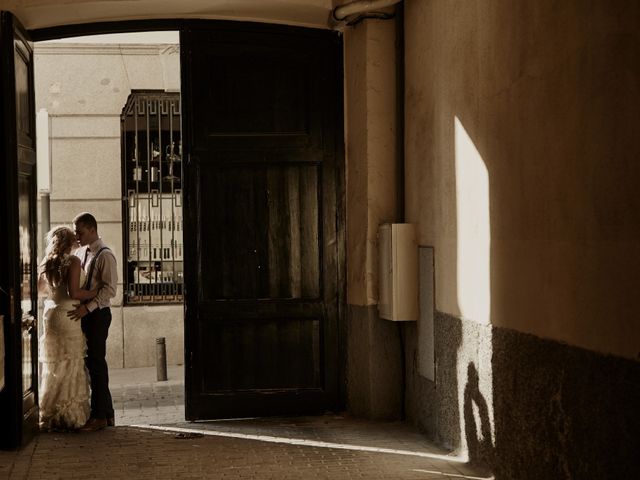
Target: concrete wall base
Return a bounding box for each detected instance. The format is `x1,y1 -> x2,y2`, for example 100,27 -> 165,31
107,304 -> 184,368
404,311 -> 640,478
346,304 -> 403,420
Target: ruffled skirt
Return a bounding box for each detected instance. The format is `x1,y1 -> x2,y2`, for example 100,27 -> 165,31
39,300 -> 90,430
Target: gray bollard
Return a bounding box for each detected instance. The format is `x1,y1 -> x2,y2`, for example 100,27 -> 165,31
156,337 -> 168,381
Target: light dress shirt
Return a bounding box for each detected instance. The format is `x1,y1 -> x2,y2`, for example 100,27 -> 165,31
78,238 -> 118,313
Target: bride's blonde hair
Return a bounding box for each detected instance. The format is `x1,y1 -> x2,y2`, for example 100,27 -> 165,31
39,226 -> 76,287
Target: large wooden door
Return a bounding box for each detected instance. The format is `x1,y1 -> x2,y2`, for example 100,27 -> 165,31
0,11 -> 38,449
181,22 -> 344,419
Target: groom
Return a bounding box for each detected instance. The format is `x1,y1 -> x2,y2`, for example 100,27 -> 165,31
68,212 -> 117,432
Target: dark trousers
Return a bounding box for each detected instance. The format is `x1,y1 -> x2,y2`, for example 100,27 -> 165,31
81,308 -> 114,420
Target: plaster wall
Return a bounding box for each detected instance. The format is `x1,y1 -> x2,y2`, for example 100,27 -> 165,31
35,41 -> 184,368
401,0 -> 640,475
345,19 -> 397,307
404,0 -> 640,360
344,18 -> 402,419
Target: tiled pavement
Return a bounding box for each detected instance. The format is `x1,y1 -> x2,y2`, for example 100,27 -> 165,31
110,365 -> 185,425
0,366 -> 493,479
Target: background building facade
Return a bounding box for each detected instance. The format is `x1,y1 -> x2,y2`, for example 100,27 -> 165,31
34,38 -> 184,368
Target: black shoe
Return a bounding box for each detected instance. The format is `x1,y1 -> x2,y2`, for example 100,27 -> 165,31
107,417 -> 115,427
79,418 -> 107,432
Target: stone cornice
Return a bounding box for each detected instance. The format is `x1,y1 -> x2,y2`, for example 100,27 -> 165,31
34,43 -> 179,56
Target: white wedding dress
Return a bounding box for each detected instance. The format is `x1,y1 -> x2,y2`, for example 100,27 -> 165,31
39,259 -> 90,430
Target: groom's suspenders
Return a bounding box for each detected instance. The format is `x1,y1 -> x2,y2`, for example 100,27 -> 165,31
85,247 -> 111,291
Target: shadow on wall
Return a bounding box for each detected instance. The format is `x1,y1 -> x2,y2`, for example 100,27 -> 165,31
405,0 -> 640,475
412,85 -> 640,479
463,362 -> 495,468
447,0 -> 640,474
452,95 -> 640,479
402,101 -> 463,451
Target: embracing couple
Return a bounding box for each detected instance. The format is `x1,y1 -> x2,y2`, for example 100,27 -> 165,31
37,212 -> 117,432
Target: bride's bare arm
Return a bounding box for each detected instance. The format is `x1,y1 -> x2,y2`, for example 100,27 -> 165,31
67,256 -> 99,301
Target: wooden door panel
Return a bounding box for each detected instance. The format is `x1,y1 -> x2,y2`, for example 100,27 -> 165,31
18,173 -> 36,395
16,26 -> 38,441
205,58 -> 309,135
200,316 -> 322,391
191,39 -> 320,146
199,163 -> 320,300
0,11 -> 38,450
197,299 -> 323,318
200,164 -> 269,299
182,22 -> 343,419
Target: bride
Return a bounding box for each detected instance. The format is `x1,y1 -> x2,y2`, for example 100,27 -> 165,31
38,226 -> 99,431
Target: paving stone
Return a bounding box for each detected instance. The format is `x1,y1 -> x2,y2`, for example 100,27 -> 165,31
0,367 -> 490,479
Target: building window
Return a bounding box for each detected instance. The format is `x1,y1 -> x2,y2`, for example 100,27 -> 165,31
121,91 -> 183,304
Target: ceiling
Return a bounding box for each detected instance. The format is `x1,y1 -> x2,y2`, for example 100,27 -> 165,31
0,0 -> 337,31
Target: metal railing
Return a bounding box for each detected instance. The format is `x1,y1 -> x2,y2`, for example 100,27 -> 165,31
121,92 -> 183,304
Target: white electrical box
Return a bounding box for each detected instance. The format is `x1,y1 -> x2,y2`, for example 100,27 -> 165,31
378,223 -> 418,321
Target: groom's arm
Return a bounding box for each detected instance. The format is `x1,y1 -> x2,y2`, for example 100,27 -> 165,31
85,251 -> 118,313
67,256 -> 99,301
67,251 -> 117,321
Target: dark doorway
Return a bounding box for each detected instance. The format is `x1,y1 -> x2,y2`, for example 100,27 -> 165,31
1,18 -> 345,449
0,11 -> 39,449
181,23 -> 344,419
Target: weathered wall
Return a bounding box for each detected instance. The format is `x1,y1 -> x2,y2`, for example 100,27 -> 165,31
35,41 -> 184,368
404,313 -> 640,478
403,0 -> 640,476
